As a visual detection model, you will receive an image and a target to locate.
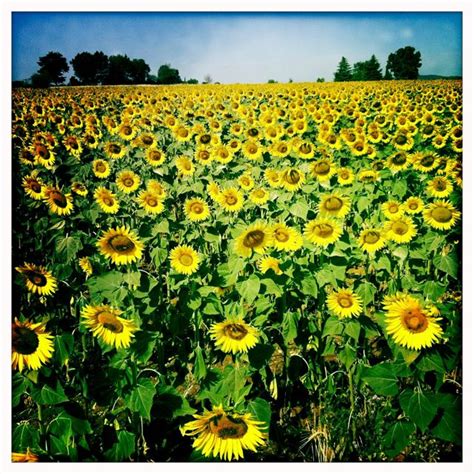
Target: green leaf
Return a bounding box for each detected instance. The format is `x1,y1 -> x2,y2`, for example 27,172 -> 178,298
155,384 -> 196,418
338,344 -> 356,369
237,275 -> 261,304
416,351 -> 445,373
86,270 -> 124,301
356,282 -> 377,306
152,219 -> 169,234
392,247 -> 408,262
54,333 -> 74,366
345,320 -> 361,341
423,281 -> 447,301
300,270 -> 318,297
194,346 -> 207,381
282,312 -> 299,343
261,278 -> 283,296
431,394 -> 461,444
392,180 -> 407,199
122,271 -> 141,288
56,235 -> 83,263
357,196 -> 371,213
48,416 -> 73,446
13,374 -> 27,407
104,431 -> 136,461
399,389 -> 438,432
322,317 -> 344,337
30,380 -> 69,405
124,378 -> 156,421
130,331 -> 157,363
433,253 -> 459,279
361,363 -> 399,396
248,398 -> 271,434
382,420 -> 416,454
248,343 -> 274,370
289,200 -> 309,220
13,423 -> 40,452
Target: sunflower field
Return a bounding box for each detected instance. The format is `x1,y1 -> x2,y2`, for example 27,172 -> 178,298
12,80 -> 462,463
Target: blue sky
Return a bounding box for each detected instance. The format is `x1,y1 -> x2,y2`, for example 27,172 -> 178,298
12,12 -> 462,83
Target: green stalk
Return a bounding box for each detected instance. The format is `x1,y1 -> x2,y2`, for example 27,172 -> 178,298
347,364 -> 357,449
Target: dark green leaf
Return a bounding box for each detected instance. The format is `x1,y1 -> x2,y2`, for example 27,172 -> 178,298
13,423 -> 40,452
248,398 -> 271,434
399,389 -> 438,432
54,333 -> 74,366
361,363 -> 399,396
237,275 -> 261,304
104,431 -> 136,461
322,317 -> 344,337
30,381 -> 69,405
124,378 -> 156,420
433,253 -> 459,279
194,346 -> 207,381
300,271 -> 318,297
248,343 -> 274,370
382,420 -> 415,454
345,320 -> 361,341
56,235 -> 83,263
356,282 -> 377,306
282,311 -> 298,342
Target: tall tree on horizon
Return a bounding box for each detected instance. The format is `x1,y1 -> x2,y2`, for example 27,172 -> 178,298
70,51 -> 109,85
386,46 -> 422,80
36,51 -> 69,86
334,57 -> 352,82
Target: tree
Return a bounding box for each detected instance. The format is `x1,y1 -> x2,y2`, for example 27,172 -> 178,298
186,78 -> 199,84
316,77 -> 325,83
203,74 -> 213,84
70,51 -> 109,85
157,64 -> 182,84
386,46 -> 422,80
129,59 -> 151,84
334,57 -> 352,82
365,55 -> 383,80
31,72 -> 51,88
352,61 -> 368,81
384,67 -> 393,80
267,79 -> 278,83
105,55 -> 133,85
37,51 -> 69,86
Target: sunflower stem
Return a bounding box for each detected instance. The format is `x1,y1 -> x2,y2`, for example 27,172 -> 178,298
347,364 -> 357,450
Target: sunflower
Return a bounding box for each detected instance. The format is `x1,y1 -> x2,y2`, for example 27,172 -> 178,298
310,158 -> 336,182
195,146 -> 213,165
242,141 -> 263,161
22,174 -> 44,200
12,449 -> 39,462
384,216 -> 417,244
381,200 -> 404,219
174,125 -> 192,142
43,187 -> 74,216
146,179 -> 167,199
137,190 -> 164,215
63,135 -> 83,158
392,132 -> 414,151
92,159 -> 111,179
210,319 -> 260,354
185,198 -> 210,221
176,156 -> 195,176
32,143 -> 55,168
411,152 -> 439,172
71,182 -> 88,196
116,170 -> 141,194
423,201 -> 461,230
358,169 -> 380,183
304,218 -> 343,247
258,256 -> 283,275
383,294 -> 443,350
97,226 -> 144,265
318,192 -> 351,218
169,245 -> 200,275
104,142 -> 126,160
327,288 -> 363,319
280,168 -> 305,192
264,168 -> 281,188
94,186 -> 120,214
16,263 -> 57,296
358,228 -> 386,253
12,319 -> 54,372
219,188 -> 244,213
81,304 -> 138,349
426,176 -> 453,199
238,174 -> 255,191
180,404 -> 266,461
270,223 -> 303,251
235,223 -> 271,257
117,123 -> 137,141
249,188 -> 270,205
403,196 -> 424,214
337,167 -> 355,186
145,148 -> 166,167
78,256 -> 93,276
387,151 -> 410,173
207,181 -> 221,202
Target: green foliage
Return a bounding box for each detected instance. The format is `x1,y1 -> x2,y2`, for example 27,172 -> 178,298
386,46 -> 422,80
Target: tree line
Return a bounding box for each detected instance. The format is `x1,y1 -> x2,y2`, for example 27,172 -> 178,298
14,51 -> 202,88
333,46 -> 422,82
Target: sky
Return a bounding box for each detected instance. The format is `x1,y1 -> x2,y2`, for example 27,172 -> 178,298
12,12 -> 462,83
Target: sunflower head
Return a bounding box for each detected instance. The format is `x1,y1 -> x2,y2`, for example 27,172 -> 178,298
15,263 -> 57,296
185,198 -> 210,221
116,170 -> 141,194
97,226 -> 144,266
210,318 -> 260,354
358,228 -> 386,253
423,200 -> 460,230
319,192 -> 350,218
170,245 -> 200,275
304,218 -> 342,247
327,288 -> 363,319
235,223 -> 271,257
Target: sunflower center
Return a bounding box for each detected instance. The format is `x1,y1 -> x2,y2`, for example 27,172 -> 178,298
392,153 -> 407,165
103,197 -> 114,206
183,161 -> 192,170
190,202 -> 204,214
403,309 -> 428,333
243,230 -> 265,248
314,162 -> 330,175
388,204 -> 399,214
108,235 -> 135,253
392,221 -> 409,235
420,155 -> 435,167
225,194 -> 237,205
13,326 -> 39,355
432,207 -> 452,223
200,134 -> 211,144
50,191 -> 68,208
254,189 -> 265,198
149,151 -> 162,162
433,179 -> 447,191
286,170 -> 301,184
142,136 -> 153,145
121,125 -> 133,136
248,144 -> 258,154
95,162 -> 106,173
363,231 -> 380,244
300,144 -> 311,154
278,144 -> 288,153
179,253 -> 194,267
25,270 -> 47,287
223,323 -> 249,340
97,312 -> 124,333
210,414 -> 249,439
355,143 -> 364,152
30,182 -> 42,193
324,197 -> 343,211
109,144 -> 121,154
275,229 -> 290,242
249,128 -> 259,137
199,151 -> 210,161
340,171 -> 350,179
396,135 -> 407,145
314,223 -> 334,238
408,202 -> 419,210
146,197 -> 158,207
123,178 -> 135,188
337,295 -> 353,308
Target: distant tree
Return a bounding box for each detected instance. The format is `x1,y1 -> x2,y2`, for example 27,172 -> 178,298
31,72 -> 52,88
384,67 -> 394,80
69,76 -> 81,86
129,59 -> 151,84
288,78 -> 294,83
157,64 -> 182,84
70,51 -> 109,85
365,55 -> 383,80
267,79 -> 278,83
105,55 -> 133,84
386,46 -> 422,80
316,77 -> 325,83
186,78 -> 199,84
37,51 -> 69,85
334,57 -> 352,82
203,74 -> 213,84
352,61 -> 368,81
